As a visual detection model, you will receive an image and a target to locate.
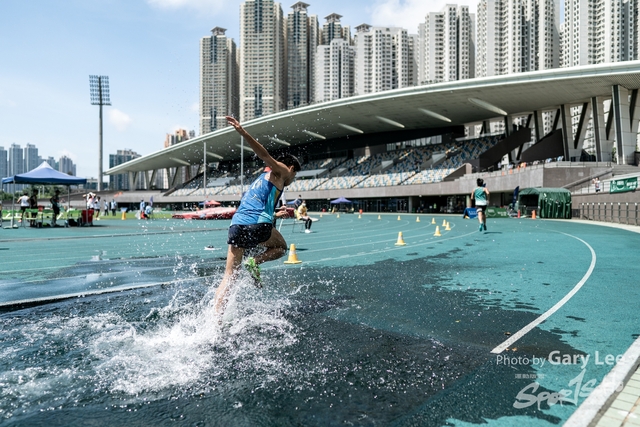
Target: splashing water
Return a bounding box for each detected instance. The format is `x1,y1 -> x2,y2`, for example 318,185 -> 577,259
0,272 -> 300,421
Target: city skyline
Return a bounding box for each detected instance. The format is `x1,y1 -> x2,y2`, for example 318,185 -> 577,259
2,0 -> 468,180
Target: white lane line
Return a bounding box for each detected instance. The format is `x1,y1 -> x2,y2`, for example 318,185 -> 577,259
490,232 -> 597,354
565,335 -> 640,427
0,276 -> 212,308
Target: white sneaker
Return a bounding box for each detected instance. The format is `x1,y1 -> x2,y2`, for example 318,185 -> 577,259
305,229 -> 311,233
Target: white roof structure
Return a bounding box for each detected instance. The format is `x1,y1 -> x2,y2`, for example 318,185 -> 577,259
107,61 -> 640,175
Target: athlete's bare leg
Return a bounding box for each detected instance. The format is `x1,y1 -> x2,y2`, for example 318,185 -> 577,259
214,245 -> 244,314
213,228 -> 287,315
253,228 -> 287,265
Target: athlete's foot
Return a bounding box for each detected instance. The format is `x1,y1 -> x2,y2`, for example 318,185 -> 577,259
479,224 -> 483,232
483,223 -> 487,231
305,229 -> 311,233
243,256 -> 262,288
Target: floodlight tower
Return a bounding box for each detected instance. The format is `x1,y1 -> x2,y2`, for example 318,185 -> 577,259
89,75 -> 111,191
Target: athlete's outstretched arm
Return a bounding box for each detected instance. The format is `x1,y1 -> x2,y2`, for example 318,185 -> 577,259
225,116 -> 290,178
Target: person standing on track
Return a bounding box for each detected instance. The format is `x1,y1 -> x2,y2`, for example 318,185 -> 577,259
213,116 -> 301,315
18,192 -> 30,222
471,178 -> 490,231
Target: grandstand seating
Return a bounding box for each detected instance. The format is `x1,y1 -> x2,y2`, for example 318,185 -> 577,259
164,134 -> 503,198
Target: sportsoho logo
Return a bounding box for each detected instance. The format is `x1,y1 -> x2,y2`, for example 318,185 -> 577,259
496,351 -> 627,410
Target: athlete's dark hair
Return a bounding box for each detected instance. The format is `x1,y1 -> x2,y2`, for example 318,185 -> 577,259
477,178 -> 484,186
277,154 -> 301,172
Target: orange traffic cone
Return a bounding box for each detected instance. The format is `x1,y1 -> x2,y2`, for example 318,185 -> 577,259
378,215 -> 381,220
395,232 -> 406,246
442,219 -> 447,226
431,218 -> 436,224
532,210 -> 536,220
284,243 -> 302,264
337,213 -> 340,218
416,216 -> 420,222
434,226 -> 442,237
445,222 -> 451,231
517,210 -> 520,218
397,215 -> 401,221
358,214 -> 362,219
121,210 -> 126,220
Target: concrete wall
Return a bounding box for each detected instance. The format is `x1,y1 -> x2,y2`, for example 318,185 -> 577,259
542,166 -> 611,188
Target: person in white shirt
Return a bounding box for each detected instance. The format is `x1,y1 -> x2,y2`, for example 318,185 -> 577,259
18,192 -> 30,221
296,201 -> 314,233
94,196 -> 101,220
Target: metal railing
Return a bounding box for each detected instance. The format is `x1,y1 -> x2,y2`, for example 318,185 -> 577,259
578,202 -> 639,226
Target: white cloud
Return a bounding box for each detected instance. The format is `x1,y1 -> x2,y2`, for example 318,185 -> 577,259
370,0 -> 476,33
108,109 -> 132,132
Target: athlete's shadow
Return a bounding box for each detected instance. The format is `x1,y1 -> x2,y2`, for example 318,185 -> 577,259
483,231 -> 502,234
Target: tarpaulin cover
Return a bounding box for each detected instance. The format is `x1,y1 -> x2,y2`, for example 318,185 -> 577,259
517,187 -> 571,219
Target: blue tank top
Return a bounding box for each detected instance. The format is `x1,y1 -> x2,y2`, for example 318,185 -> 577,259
231,173 -> 282,225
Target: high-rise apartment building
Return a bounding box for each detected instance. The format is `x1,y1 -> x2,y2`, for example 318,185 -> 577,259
23,143 -> 39,173
354,24 -> 416,96
45,157 -> 57,169
0,146 -> 7,181
109,149 -> 140,190
418,4 -> 475,85
286,2 -> 319,108
562,0 -> 638,68
7,144 -> 25,191
240,0 -> 286,121
476,0 -> 559,77
200,27 -> 239,135
315,13 -> 354,103
58,155 -> 76,176
530,0 -> 560,71
164,129 -> 191,148
8,144 -> 24,177
321,13 -> 350,45
316,37 -> 355,102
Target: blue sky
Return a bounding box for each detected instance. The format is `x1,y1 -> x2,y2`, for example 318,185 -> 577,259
1,0 -> 475,179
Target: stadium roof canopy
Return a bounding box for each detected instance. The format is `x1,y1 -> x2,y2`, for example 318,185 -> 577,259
106,61 -> 640,175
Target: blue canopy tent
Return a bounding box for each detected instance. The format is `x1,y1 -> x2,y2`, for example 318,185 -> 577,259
2,162 -> 87,186
330,196 -> 354,213
2,162 -> 87,228
330,197 -> 352,204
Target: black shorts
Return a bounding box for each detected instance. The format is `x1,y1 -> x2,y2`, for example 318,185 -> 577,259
227,223 -> 273,248
476,205 -> 486,213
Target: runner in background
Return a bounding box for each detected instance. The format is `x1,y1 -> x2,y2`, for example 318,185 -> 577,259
471,178 -> 490,231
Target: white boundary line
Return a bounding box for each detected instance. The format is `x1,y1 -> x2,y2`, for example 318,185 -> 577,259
565,336 -> 640,427
490,232 -> 597,354
0,276 -> 212,309
0,283 -> 165,309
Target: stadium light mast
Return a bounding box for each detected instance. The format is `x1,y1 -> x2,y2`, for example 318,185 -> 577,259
89,75 -> 111,191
